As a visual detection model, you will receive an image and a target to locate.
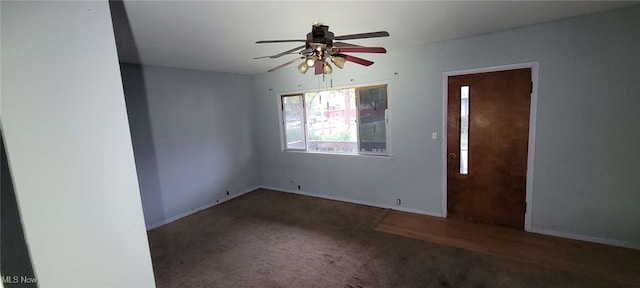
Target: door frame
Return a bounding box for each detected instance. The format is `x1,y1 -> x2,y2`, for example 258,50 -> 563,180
441,62 -> 539,232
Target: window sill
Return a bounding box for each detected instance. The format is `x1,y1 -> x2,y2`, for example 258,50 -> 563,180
281,150 -> 394,159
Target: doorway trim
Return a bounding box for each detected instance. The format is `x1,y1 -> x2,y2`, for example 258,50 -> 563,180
441,62 -> 539,232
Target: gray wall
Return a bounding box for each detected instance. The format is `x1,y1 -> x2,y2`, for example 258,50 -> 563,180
253,6 -> 640,248
120,64 -> 258,228
1,1 -> 155,286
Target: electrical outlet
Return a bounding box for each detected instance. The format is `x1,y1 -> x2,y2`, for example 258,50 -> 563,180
396,199 -> 401,205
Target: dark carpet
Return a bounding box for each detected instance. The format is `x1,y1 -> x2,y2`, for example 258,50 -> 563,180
147,189 -> 628,287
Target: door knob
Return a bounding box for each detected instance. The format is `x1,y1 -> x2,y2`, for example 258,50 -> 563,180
448,153 -> 457,159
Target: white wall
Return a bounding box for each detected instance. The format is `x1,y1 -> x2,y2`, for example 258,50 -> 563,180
120,64 -> 258,229
253,6 -> 640,248
1,1 -> 155,287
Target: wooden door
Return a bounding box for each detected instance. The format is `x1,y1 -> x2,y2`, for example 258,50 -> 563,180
447,68 -> 531,229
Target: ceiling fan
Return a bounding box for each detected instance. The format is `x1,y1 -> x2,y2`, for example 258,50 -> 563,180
254,23 -> 389,75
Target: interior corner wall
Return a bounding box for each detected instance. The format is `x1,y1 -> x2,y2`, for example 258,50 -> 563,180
120,64 -> 257,229
1,1 -> 155,286
252,6 -> 640,248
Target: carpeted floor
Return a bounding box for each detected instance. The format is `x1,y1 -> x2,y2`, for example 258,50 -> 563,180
147,189 -> 630,287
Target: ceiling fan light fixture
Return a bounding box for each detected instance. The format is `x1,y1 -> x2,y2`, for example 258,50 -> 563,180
297,62 -> 309,74
331,56 -> 346,69
305,56 -> 316,68
323,62 -> 333,74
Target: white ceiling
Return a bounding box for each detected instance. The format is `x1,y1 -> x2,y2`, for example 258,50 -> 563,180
114,1 -> 637,75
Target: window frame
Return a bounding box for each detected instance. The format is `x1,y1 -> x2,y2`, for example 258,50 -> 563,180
355,84 -> 389,156
280,93 -> 308,151
278,82 -> 391,157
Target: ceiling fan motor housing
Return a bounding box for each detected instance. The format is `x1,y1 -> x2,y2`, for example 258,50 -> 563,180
307,24 -> 334,47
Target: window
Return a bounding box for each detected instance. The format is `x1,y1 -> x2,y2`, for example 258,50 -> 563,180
280,84 -> 389,155
357,85 -> 388,154
281,94 -> 306,150
460,86 -> 469,174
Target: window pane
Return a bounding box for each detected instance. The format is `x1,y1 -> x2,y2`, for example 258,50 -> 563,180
460,86 -> 469,174
282,95 -> 306,150
357,85 -> 388,154
305,89 -> 357,153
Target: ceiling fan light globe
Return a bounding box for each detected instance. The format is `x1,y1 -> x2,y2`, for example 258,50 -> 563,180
297,62 -> 309,74
331,56 -> 346,69
323,62 -> 333,74
305,57 -> 316,68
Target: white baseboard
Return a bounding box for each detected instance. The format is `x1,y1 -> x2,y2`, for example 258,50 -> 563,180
146,186 -> 260,230
531,227 -> 639,250
260,186 -> 443,218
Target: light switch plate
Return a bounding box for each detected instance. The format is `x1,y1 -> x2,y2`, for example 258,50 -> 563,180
432,132 -> 438,140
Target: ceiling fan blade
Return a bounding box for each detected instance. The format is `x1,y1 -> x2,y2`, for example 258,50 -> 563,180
337,54 -> 374,67
334,31 -> 389,41
256,39 -> 306,44
253,45 -> 306,59
267,57 -> 301,72
333,47 -> 387,54
333,41 -> 362,48
315,60 -> 324,75
300,47 -> 313,55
